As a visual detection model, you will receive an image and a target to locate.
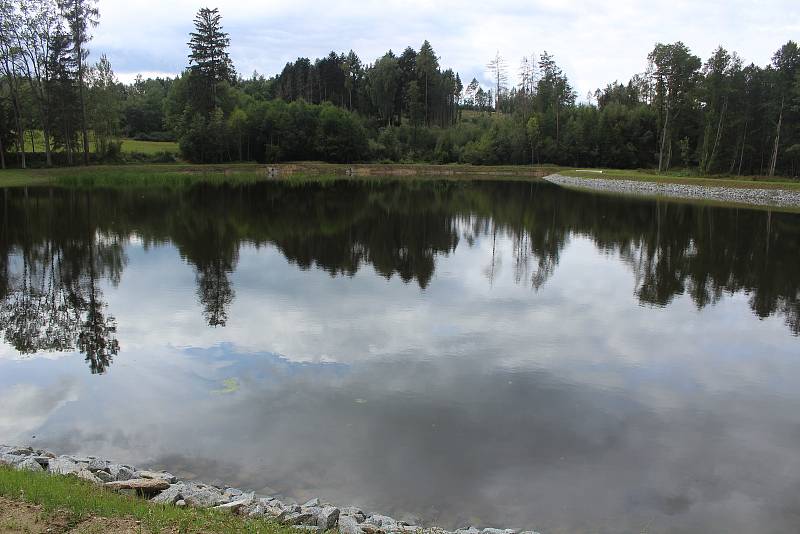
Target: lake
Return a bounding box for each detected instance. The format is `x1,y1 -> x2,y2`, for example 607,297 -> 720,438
1,179 -> 799,533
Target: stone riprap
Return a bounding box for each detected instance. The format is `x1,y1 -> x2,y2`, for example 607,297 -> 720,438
0,444 -> 541,534
543,173 -> 800,208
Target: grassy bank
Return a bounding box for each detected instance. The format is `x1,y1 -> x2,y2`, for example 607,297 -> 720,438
0,465 -> 296,533
0,162 -> 558,188
0,162 -> 798,190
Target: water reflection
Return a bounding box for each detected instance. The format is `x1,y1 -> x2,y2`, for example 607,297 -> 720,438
1,179 -> 799,532
2,181 -> 798,369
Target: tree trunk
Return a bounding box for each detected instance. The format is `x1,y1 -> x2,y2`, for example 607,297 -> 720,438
705,98 -> 727,174
768,97 -> 783,177
0,134 -> 5,169
43,124 -> 53,166
658,104 -> 670,173
737,118 -> 748,176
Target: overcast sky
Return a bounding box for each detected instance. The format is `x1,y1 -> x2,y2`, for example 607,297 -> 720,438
94,0 -> 799,99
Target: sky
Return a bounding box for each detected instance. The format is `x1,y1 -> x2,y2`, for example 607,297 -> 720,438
88,0 -> 800,101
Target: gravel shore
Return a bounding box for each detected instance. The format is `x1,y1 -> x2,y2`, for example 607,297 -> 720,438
1,444 -> 540,534
543,173 -> 800,208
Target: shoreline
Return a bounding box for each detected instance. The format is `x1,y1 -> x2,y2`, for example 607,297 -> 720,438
1,444 -> 540,534
544,173 -> 800,209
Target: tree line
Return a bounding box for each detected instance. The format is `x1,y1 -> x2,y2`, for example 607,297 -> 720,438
1,2 -> 798,175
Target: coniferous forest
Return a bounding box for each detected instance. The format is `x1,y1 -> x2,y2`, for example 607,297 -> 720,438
1,2 -> 799,176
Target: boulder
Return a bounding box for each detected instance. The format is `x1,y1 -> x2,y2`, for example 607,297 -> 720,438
105,478 -> 171,494
175,499 -> 187,507
138,470 -> 177,484
48,457 -> 79,475
32,456 -> 51,468
151,483 -> 188,505
212,492 -> 254,513
481,530 -> 516,534
455,528 -> 480,534
75,468 -> 104,485
316,506 -> 340,530
282,511 -> 315,526
182,484 -> 227,508
340,516 -> 365,534
108,465 -> 135,481
341,507 -> 367,523
17,458 -> 44,472
94,470 -> 115,483
361,524 -> 385,534
87,458 -> 108,472
367,515 -> 398,528
303,497 -> 321,508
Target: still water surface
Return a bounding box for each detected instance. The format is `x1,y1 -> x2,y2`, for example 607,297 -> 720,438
1,180 -> 799,533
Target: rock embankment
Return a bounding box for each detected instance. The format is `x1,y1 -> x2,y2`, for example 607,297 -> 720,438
1,444 -> 541,534
543,173 -> 800,208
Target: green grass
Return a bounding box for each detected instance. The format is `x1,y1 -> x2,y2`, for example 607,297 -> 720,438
121,138 -> 179,155
15,130 -> 179,155
1,161 -> 798,193
0,465 -> 298,533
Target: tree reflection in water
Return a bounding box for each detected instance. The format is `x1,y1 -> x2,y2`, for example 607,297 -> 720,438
1,179 -> 798,373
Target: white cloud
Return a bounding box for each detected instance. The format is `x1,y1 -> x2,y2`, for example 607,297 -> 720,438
92,0 -> 799,98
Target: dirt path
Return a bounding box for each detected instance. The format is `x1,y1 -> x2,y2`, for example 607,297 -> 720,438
0,496 -> 149,533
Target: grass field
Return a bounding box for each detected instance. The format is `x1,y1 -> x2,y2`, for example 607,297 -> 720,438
14,130 -> 179,155
0,465 -> 297,534
120,138 -> 180,154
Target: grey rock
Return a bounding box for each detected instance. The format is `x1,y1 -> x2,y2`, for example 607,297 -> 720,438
367,515 -> 397,528
455,528 -> 481,534
17,458 -> 44,472
316,506 -> 340,530
108,464 -> 135,481
48,457 -> 79,475
138,470 -> 177,484
87,458 -> 108,472
75,468 -> 104,485
341,507 -> 367,523
544,173 -> 800,209
481,529 -> 516,534
213,492 -> 254,513
360,524 -> 385,534
223,487 -> 243,498
294,527 -> 321,533
242,503 -> 262,517
94,470 -> 115,483
8,447 -> 33,456
105,478 -> 171,493
151,483 -> 187,504
175,499 -> 187,507
339,516 -> 364,534
182,484 -> 227,508
0,453 -> 20,467
282,511 -> 315,526
32,456 -> 51,467
303,497 -> 321,508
